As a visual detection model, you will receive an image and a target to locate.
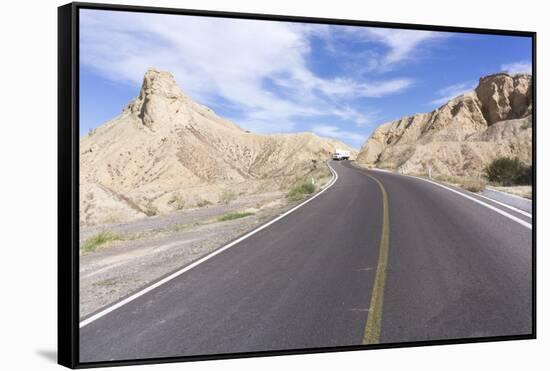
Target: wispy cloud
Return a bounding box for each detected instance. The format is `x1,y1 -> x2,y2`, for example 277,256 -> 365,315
311,124 -> 365,148
328,105 -> 377,127
501,61 -> 532,74
429,80 -> 476,106
369,28 -> 447,65
80,10 -> 427,137
319,77 -> 413,98
81,11 -> 314,125
342,27 -> 449,71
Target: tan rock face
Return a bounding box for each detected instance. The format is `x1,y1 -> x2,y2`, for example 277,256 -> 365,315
356,73 -> 532,177
80,69 -> 356,226
475,73 -> 532,125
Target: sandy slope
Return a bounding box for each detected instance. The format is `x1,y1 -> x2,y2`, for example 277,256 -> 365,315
80,69 -> 355,226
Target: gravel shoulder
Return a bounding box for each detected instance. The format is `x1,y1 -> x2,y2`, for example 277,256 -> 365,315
80,191 -> 297,319
483,187 -> 532,213
79,178 -> 331,319
487,185 -> 532,200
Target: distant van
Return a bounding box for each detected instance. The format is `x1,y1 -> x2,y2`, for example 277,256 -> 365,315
332,149 -> 350,160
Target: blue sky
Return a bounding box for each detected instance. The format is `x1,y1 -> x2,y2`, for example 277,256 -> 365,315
80,9 -> 532,148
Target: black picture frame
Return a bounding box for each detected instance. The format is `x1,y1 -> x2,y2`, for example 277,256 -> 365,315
58,2 -> 536,368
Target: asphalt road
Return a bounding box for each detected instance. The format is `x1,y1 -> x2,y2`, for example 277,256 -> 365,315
79,160 -> 532,363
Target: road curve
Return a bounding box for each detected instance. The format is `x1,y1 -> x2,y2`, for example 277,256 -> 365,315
79,160 -> 532,362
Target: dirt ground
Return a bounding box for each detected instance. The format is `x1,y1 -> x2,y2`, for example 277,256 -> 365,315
78,185 -> 330,319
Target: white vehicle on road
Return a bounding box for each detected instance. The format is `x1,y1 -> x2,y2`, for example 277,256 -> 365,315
332,149 -> 350,161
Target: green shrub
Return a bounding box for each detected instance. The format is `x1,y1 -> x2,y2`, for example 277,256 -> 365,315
287,182 -> 316,201
484,157 -> 532,186
218,211 -> 255,222
81,232 -> 121,253
516,165 -> 533,185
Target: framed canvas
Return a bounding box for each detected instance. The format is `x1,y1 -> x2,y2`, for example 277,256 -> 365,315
58,2 -> 536,368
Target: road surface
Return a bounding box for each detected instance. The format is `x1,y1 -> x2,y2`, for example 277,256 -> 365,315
80,160 -> 532,362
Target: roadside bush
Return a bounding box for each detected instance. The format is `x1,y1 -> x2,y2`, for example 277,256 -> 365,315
81,232 -> 121,253
516,165 -> 533,185
287,182 -> 316,201
144,202 -> 159,216
484,157 -> 531,186
301,182 -> 315,194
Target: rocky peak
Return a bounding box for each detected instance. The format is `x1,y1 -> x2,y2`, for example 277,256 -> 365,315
80,68 -> 357,225
356,72 -> 532,178
475,72 -> 532,125
126,69 -> 187,130
139,69 -> 182,99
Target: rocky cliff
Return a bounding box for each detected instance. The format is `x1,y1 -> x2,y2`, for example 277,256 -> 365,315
356,73 -> 532,177
80,69 -> 355,226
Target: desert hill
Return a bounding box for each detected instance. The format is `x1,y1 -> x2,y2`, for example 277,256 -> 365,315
80,69 -> 355,226
356,73 -> 532,177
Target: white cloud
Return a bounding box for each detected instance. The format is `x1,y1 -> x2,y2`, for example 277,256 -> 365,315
369,28 -> 446,65
311,124 -> 365,147
327,105 -> 376,127
342,27 -> 449,71
81,11 -> 309,113
429,80 -> 476,106
501,61 -> 532,74
316,76 -> 413,98
80,10 -> 414,135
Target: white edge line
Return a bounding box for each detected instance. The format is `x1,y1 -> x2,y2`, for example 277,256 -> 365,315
366,167 -> 393,173
410,176 -> 532,230
79,161 -> 339,328
475,192 -> 532,218
367,167 -> 532,221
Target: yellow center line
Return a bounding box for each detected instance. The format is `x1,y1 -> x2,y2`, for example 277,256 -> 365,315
361,172 -> 390,345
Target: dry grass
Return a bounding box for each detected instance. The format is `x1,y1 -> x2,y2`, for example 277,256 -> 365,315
218,211 -> 255,222
287,182 -> 316,201
460,179 -> 486,193
434,175 -> 486,193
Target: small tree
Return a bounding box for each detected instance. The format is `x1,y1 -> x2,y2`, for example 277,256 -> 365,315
484,157 -> 530,186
